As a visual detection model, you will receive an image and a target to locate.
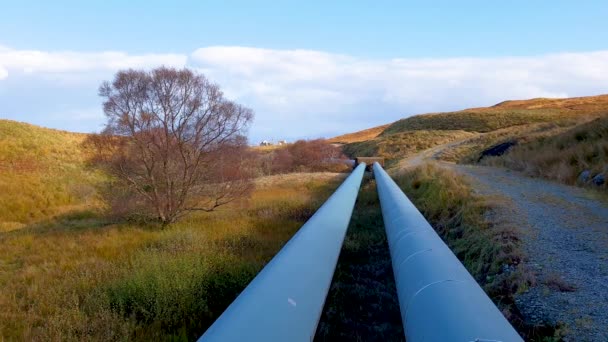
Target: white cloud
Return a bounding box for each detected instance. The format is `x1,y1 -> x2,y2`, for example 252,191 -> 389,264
2,45 -> 608,141
190,47 -> 608,140
0,47 -> 187,76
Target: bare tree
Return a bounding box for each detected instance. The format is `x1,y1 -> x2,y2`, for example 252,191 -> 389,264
91,67 -> 254,225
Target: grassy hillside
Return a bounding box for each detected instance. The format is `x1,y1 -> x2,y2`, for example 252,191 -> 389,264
0,119 -> 352,340
343,130 -> 474,165
0,169 -> 343,340
339,94 -> 608,174
483,116 -> 608,189
327,124 -> 390,144
383,94 -> 608,135
0,120 -> 104,229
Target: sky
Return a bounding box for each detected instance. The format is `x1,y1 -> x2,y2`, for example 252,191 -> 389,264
1,1 -> 608,142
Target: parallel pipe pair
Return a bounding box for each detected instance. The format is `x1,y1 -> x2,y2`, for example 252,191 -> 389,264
199,162 -> 522,341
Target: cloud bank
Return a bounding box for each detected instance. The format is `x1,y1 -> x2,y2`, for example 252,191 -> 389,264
0,46 -> 187,74
1,45 -> 608,141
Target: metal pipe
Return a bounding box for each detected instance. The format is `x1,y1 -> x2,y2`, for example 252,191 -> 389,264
373,162 -> 522,342
199,163 -> 367,342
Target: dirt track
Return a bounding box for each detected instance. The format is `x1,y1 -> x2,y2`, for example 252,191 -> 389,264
449,164 -> 608,342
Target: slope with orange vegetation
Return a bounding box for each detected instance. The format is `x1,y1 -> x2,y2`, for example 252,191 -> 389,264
0,120 -> 105,229
327,124 -> 390,144
338,94 -> 608,171
383,94 -> 608,135
491,94 -> 608,111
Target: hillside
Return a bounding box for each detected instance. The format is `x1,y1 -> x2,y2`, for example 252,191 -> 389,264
0,118 -> 349,340
482,116 -> 608,189
383,94 -> 608,135
343,130 -> 474,167
0,120 -> 103,229
327,124 -> 390,144
339,95 -> 608,172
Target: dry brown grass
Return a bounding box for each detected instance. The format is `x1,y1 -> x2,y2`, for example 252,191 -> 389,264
0,120 -> 105,226
492,94 -> 608,111
327,124 -> 390,144
435,121 -> 581,163
335,94 -> 608,173
383,94 -> 608,135
0,119 -> 349,340
250,144 -> 287,152
0,174 -> 341,340
543,272 -> 577,293
254,172 -> 346,187
343,130 -> 474,166
482,115 -> 608,189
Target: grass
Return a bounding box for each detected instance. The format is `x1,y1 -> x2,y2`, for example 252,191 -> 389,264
435,121 -> 580,163
0,120 -> 104,226
339,95 -> 608,170
543,272 -> 577,293
316,177 -> 404,341
383,109 -> 563,134
327,124 -> 390,144
391,163 -> 562,340
342,130 -> 474,166
250,144 -> 287,152
383,94 -> 608,135
482,115 -> 608,190
0,173 -> 343,340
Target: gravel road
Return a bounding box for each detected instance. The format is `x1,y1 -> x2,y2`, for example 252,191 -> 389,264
447,163 -> 608,342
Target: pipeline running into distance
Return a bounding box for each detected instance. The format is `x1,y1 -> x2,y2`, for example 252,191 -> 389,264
199,163 -> 366,342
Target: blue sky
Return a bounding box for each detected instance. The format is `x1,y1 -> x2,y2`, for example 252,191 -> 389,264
1,1 -> 608,142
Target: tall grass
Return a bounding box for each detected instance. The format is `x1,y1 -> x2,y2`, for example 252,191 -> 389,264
383,94 -> 608,136
483,116 -> 608,190
327,124 -> 390,144
435,120 -> 583,163
0,174 -> 342,340
343,130 -> 473,165
0,120 -> 104,226
383,109 -> 569,134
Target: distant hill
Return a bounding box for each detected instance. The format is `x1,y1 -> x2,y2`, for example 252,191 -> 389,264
382,94 -> 608,135
327,124 -> 390,144
334,94 -> 608,171
0,120 -> 103,229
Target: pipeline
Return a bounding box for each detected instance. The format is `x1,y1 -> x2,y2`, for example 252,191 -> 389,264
373,162 -> 522,342
199,163 -> 366,342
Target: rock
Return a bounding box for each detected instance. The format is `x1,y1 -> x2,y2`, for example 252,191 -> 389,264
592,173 -> 605,186
578,170 -> 591,183
478,140 -> 517,161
